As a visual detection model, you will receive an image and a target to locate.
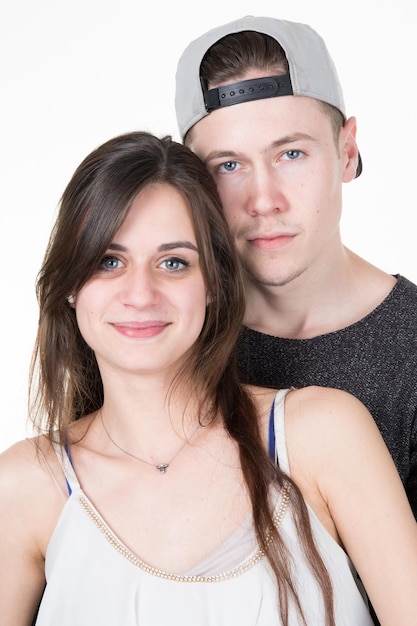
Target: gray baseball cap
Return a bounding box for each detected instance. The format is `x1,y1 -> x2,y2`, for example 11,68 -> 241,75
175,15 -> 362,177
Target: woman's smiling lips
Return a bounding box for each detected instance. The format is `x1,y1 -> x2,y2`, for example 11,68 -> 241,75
111,321 -> 169,339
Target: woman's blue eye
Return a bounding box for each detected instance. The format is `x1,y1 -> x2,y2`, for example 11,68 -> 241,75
100,256 -> 121,271
162,258 -> 189,271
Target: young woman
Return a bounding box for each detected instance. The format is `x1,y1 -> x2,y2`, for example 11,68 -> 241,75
0,132 -> 416,626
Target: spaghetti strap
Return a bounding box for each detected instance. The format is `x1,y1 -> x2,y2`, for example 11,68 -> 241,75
51,441 -> 80,495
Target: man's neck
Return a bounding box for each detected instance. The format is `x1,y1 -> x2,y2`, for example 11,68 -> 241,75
243,249 -> 396,339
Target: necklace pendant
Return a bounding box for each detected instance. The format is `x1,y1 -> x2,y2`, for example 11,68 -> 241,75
156,463 -> 169,474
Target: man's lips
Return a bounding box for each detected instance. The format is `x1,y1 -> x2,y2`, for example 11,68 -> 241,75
111,321 -> 169,339
248,233 -> 296,251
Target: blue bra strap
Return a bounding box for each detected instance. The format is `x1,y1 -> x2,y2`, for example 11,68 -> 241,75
268,399 -> 276,463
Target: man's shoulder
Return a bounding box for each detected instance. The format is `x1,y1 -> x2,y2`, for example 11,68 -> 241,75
378,274 -> 417,325
394,274 -> 417,299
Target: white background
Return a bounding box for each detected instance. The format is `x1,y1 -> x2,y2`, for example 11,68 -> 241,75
1,0 -> 415,451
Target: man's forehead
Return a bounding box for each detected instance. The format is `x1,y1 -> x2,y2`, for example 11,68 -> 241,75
189,95 -> 329,151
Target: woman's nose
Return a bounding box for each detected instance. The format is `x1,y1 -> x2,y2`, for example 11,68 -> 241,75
119,266 -> 160,308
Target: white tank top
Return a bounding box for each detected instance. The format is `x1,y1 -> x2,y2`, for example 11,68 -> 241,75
35,389 -> 374,625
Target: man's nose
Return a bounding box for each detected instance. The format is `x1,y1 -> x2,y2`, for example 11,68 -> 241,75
247,166 -> 288,217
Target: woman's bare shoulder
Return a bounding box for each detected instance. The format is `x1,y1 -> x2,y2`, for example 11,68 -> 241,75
285,385 -> 374,431
283,386 -> 387,483
286,386 -> 370,420
0,436 -> 68,503
245,384 -> 369,428
0,437 -> 69,620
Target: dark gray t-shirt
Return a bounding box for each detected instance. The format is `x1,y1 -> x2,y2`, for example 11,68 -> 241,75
237,275 -> 417,518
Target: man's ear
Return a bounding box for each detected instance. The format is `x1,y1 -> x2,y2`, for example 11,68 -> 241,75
340,116 -> 360,182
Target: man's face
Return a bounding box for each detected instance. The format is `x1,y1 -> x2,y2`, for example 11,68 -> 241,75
188,93 -> 357,289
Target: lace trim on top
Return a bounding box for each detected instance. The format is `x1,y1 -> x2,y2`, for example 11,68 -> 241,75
78,480 -> 291,583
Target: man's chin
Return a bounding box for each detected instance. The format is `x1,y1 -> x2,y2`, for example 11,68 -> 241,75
244,268 -> 306,289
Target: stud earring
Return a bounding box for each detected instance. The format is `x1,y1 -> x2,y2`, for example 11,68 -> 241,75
67,294 -> 75,305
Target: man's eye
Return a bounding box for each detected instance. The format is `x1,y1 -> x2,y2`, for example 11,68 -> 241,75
282,150 -> 301,160
218,161 -> 239,173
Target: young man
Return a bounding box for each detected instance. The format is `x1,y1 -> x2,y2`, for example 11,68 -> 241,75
175,16 -> 417,519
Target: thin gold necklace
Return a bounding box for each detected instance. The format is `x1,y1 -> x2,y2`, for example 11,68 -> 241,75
100,410 -> 198,474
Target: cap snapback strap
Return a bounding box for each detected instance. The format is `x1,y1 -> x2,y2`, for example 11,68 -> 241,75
203,74 -> 293,112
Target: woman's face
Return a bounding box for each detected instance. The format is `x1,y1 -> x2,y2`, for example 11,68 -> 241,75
74,183 -> 207,382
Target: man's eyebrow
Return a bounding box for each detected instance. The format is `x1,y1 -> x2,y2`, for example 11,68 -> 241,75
203,133 -> 318,161
107,241 -> 199,253
266,133 -> 318,151
204,149 -> 244,162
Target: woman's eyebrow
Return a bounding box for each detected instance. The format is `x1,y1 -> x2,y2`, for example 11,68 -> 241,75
158,241 -> 199,253
108,242 -> 127,252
